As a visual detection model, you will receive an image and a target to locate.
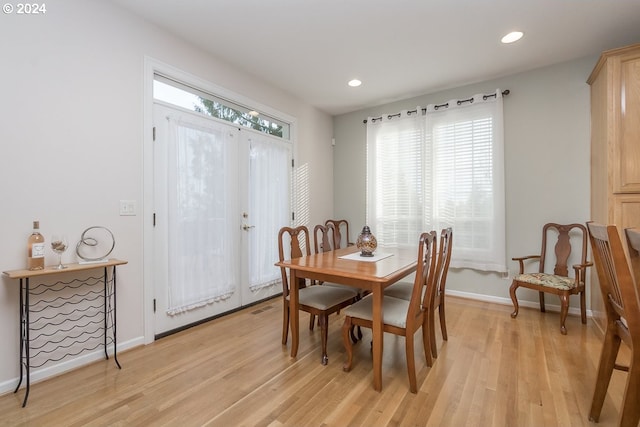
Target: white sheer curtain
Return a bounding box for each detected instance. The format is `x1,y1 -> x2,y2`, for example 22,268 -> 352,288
366,109 -> 425,248
425,91 -> 505,271
247,133 -> 291,291
166,117 -> 239,314
366,90 -> 506,272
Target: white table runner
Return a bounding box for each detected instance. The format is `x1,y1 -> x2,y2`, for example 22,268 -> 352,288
338,252 -> 393,262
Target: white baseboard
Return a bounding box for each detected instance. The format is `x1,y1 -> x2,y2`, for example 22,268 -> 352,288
0,336 -> 144,396
446,289 -> 594,318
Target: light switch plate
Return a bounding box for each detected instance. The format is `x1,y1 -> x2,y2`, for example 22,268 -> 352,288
119,200 -> 137,216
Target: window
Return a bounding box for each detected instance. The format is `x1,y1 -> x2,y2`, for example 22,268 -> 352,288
154,74 -> 290,139
366,91 -> 506,272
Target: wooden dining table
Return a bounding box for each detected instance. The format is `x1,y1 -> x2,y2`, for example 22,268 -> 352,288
276,245 -> 418,391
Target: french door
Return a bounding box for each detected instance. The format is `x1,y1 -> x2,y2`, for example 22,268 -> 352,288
153,103 -> 291,335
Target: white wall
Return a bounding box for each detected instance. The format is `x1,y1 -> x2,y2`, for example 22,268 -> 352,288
0,0 -> 333,392
332,56 -> 596,311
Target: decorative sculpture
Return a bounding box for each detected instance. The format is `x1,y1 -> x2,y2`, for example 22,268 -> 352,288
356,225 -> 377,257
76,226 -> 115,263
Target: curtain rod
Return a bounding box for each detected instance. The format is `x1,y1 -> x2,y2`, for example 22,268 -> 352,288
363,89 -> 510,124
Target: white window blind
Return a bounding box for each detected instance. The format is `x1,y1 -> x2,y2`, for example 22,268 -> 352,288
366,91 -> 506,272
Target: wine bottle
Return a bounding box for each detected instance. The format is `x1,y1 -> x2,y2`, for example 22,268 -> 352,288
27,220 -> 45,270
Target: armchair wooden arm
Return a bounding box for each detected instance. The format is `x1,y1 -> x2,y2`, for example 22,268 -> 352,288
572,261 -> 593,286
511,255 -> 541,274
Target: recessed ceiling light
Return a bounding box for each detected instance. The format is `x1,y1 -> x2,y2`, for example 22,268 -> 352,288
348,79 -> 362,87
501,31 -> 524,44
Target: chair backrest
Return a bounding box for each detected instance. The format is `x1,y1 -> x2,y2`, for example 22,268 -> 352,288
587,223 -> 640,343
623,228 -> 640,338
278,226 -> 311,297
325,219 -> 351,249
434,228 -> 453,298
408,231 -> 437,322
313,223 -> 335,254
539,223 -> 588,277
625,228 -> 640,290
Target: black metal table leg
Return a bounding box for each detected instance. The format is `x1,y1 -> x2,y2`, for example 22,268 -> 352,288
14,278 -> 31,407
112,266 -> 121,369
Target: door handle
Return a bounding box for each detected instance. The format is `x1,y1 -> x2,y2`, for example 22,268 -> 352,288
242,224 -> 255,231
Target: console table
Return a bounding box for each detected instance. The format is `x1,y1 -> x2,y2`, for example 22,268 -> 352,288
2,259 -> 127,407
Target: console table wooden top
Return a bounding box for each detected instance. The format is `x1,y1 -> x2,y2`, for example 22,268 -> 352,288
3,259 -> 128,279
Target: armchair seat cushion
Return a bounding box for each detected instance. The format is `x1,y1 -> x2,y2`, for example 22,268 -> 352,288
514,272 -> 576,290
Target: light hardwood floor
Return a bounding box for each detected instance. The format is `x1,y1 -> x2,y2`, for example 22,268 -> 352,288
0,296 -> 629,426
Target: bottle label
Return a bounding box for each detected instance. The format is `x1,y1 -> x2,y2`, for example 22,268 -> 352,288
32,243 -> 45,258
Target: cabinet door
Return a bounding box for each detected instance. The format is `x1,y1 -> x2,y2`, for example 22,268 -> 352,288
613,195 -> 640,232
614,49 -> 640,193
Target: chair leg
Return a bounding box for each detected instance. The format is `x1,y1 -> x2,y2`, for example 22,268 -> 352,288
349,325 -> 360,343
439,299 -> 448,341
405,333 -> 417,393
320,314 -> 329,365
509,282 -> 520,318
539,291 -> 546,313
559,293 -> 569,335
282,302 -> 289,345
309,314 -> 316,331
589,329 -> 622,422
429,306 -> 438,360
422,317 -> 433,368
580,290 -> 587,324
619,358 -> 640,427
342,316 -> 354,372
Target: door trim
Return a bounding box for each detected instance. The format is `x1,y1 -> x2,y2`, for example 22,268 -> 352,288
143,56 -> 297,344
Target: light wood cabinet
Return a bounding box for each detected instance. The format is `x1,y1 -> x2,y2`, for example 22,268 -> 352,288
588,42 -> 640,330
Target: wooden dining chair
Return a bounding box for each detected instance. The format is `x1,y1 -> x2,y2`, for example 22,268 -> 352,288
427,227 -> 452,358
313,223 -> 362,296
314,223 -> 365,293
509,223 -> 591,335
586,222 -> 640,427
313,223 -> 336,256
325,219 -> 353,249
384,228 -> 453,358
341,231 -> 438,393
314,223 -> 363,340
278,225 -> 359,365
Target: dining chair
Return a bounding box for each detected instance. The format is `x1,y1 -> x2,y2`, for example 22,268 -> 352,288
314,223 -> 365,294
384,228 -> 453,358
313,223 -> 360,295
313,223 -> 337,257
325,219 -> 353,249
313,223 -> 363,340
427,227 -> 452,358
341,231 -> 438,393
509,223 -> 591,335
586,222 -> 640,427
278,225 -> 359,365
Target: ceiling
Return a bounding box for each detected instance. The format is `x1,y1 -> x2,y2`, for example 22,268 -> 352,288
111,0 -> 640,116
